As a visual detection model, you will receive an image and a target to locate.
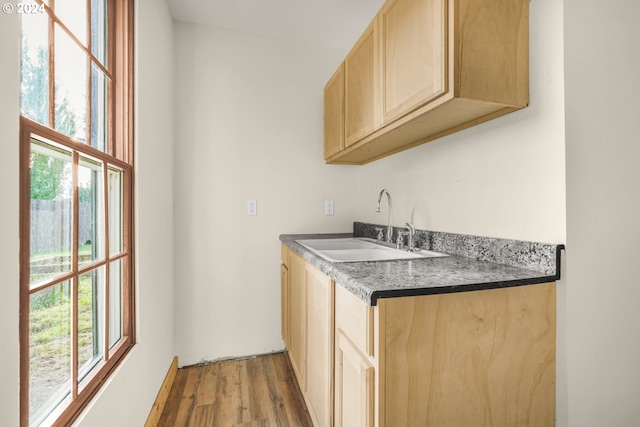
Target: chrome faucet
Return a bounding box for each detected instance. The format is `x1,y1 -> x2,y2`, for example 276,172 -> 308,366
396,231 -> 408,250
376,189 -> 393,243
405,222 -> 417,252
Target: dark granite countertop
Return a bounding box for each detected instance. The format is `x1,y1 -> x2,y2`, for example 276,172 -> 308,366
280,224 -> 563,306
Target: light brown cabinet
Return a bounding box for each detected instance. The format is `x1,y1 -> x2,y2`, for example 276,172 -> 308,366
344,20 -> 378,148
323,64 -> 344,159
335,280 -> 555,427
305,263 -> 334,427
379,0 -> 446,125
280,263 -> 289,348
281,246 -> 334,427
324,0 -> 529,165
379,284 -> 555,426
334,284 -> 375,427
283,246 -> 555,427
286,247 -> 307,389
335,331 -> 374,427
280,244 -> 290,349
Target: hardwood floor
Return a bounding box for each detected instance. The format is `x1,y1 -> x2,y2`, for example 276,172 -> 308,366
158,352 -> 313,427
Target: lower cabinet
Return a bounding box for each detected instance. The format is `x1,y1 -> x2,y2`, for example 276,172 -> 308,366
305,264 -> 334,427
287,247 -> 307,390
282,244 -> 556,427
335,331 -> 374,427
380,284 -> 556,426
282,246 -> 334,427
280,263 -> 289,349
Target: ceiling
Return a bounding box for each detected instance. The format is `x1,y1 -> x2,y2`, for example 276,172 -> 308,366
166,0 -> 385,50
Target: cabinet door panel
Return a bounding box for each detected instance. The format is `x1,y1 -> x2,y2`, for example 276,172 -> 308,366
280,264 -> 289,348
382,284 -> 555,426
345,21 -> 377,146
335,283 -> 374,358
288,252 -> 307,390
381,0 -> 446,124
335,332 -> 374,427
324,64 -> 345,159
306,264 -> 334,427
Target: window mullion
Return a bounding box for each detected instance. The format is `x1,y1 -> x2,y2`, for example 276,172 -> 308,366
86,0 -> 92,152
102,164 -> 110,361
103,165 -> 110,262
29,272 -> 76,295
104,267 -> 111,362
71,276 -> 79,399
71,151 -> 79,399
72,151 -> 79,276
48,8 -> 55,129
86,55 -> 92,150
122,168 -> 133,340
107,0 -> 116,157
86,0 -> 91,54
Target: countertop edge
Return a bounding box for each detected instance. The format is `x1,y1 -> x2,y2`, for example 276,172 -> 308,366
369,275 -> 559,305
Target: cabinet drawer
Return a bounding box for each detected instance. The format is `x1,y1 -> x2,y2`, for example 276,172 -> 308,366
335,283 -> 374,358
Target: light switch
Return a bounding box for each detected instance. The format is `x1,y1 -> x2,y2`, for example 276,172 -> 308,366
247,200 -> 257,216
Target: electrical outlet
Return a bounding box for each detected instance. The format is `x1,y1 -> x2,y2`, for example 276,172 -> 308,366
324,200 -> 334,216
247,200 -> 257,216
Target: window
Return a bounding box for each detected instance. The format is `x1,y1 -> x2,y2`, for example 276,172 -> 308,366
19,1 -> 134,425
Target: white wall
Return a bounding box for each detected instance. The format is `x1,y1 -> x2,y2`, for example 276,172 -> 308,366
564,1 -> 640,425
355,0 -> 566,245
0,11 -> 22,427
74,0 -> 177,424
173,22 -> 358,365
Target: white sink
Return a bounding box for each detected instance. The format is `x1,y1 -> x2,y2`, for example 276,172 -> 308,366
295,237 -> 448,263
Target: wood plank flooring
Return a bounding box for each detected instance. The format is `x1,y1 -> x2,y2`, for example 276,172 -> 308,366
158,352 -> 313,427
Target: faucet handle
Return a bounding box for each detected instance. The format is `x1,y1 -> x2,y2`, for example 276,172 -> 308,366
374,227 -> 384,241
405,222 -> 416,235
405,223 -> 417,251
396,231 -> 408,250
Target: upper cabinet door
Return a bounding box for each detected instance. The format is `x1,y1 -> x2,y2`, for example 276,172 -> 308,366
324,64 -> 345,160
380,0 -> 447,125
345,20 -> 378,147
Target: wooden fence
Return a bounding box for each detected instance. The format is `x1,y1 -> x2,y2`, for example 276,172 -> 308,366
30,199 -> 93,255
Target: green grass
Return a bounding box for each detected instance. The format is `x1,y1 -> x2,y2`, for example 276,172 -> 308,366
29,243 -> 112,416
29,273 -> 99,414
30,277 -> 94,343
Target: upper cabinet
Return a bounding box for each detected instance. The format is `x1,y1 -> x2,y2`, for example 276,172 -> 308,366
323,64 -> 345,159
324,0 -> 529,165
380,0 -> 446,125
344,20 -> 379,148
